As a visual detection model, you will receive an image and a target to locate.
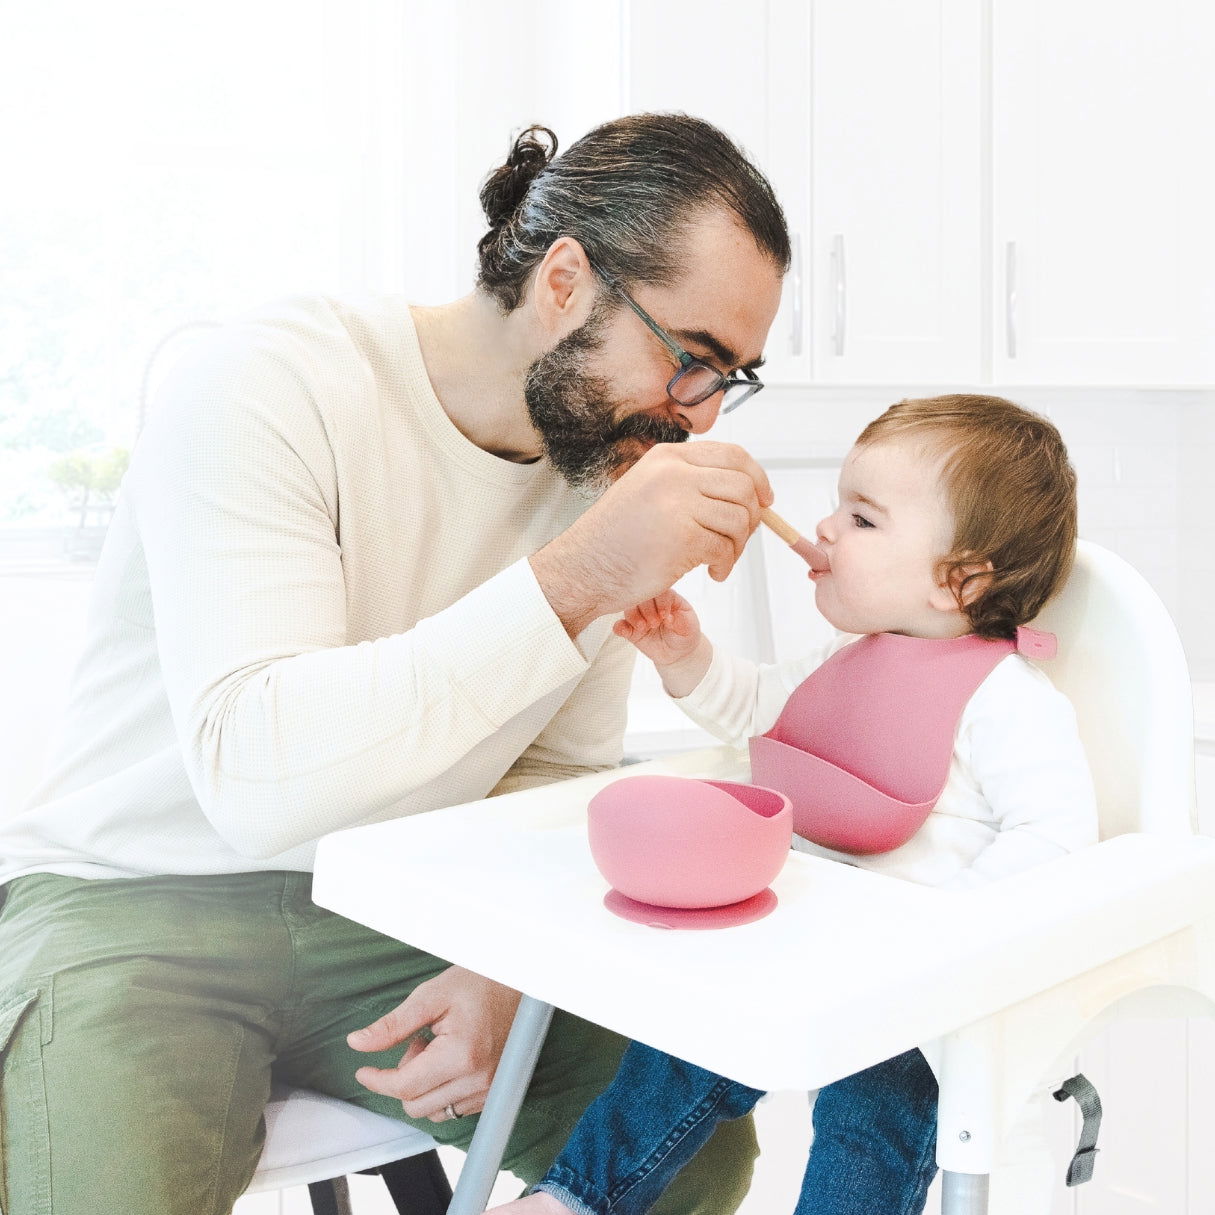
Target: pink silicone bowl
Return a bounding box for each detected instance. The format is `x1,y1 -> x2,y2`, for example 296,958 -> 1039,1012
587,775 -> 793,909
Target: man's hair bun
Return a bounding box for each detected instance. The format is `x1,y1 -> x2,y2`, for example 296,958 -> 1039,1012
479,126 -> 558,229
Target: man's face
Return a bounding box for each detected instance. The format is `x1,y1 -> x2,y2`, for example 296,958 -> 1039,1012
523,300 -> 689,495
524,210 -> 784,495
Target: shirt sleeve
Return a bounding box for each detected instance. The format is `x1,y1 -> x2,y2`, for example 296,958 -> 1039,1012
127,332 -> 596,858
487,627 -> 636,796
943,659 -> 1099,891
672,634 -> 855,746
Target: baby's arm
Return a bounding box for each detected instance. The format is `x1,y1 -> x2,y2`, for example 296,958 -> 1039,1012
945,661 -> 1098,891
616,592 -> 850,745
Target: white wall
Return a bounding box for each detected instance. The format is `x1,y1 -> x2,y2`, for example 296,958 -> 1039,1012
1178,401 -> 1215,683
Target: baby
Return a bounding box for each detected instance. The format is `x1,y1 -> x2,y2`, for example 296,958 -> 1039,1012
491,393 -> 1097,1215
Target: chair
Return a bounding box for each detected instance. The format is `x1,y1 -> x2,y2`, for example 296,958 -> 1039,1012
243,1083 -> 452,1214
919,539 -> 1212,1212
1030,539 -> 1196,840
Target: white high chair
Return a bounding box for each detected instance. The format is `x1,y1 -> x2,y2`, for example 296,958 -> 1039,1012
921,538 -> 1210,1212
483,538 -> 1215,1215
311,540 -> 1215,1215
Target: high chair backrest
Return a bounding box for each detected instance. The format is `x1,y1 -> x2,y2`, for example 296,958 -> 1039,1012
1029,540 -> 1196,839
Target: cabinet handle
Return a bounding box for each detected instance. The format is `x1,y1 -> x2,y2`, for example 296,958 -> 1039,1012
789,233 -> 804,356
1005,240 -> 1018,359
830,234 -> 846,356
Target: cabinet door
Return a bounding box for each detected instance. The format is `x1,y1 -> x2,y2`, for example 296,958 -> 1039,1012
623,0 -> 812,383
806,0 -> 983,383
992,0 -> 1215,385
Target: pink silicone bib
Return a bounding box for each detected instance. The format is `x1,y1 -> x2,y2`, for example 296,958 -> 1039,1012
749,627 -> 1055,855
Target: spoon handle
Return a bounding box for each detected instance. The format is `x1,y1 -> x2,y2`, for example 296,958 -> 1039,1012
759,507 -> 801,546
759,508 -> 826,568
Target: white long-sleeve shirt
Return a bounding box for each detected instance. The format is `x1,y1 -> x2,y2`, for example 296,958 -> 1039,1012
0,295 -> 636,883
677,636 -> 1098,890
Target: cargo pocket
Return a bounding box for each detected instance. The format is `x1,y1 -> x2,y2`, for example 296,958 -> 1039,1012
0,989 -> 46,1215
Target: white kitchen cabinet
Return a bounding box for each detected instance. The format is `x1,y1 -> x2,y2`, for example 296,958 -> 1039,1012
625,0 -> 983,385
623,0 -> 1214,388
801,0 -> 984,384
991,0 -> 1215,386
622,0 -> 813,382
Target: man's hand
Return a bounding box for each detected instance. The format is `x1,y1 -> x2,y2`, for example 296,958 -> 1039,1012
531,441 -> 773,637
347,965 -> 522,1122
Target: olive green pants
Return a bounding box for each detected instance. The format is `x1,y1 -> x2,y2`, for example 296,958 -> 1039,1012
0,872 -> 756,1215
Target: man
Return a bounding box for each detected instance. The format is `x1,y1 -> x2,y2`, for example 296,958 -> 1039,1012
0,115 -> 937,1215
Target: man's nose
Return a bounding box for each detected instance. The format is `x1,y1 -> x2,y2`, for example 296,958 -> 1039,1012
673,391 -> 725,436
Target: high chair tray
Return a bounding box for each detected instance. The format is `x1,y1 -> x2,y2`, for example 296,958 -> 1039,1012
314,745 -> 1215,1092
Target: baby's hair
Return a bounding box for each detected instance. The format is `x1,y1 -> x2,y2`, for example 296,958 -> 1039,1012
856,394 -> 1078,640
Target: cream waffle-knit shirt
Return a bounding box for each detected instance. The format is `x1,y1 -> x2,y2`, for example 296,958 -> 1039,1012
0,295 -> 634,883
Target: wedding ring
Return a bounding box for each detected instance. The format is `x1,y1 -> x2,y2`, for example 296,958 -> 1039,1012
443,1102 -> 460,1120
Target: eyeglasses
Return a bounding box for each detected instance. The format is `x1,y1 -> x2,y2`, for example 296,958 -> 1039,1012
594,270 -> 765,415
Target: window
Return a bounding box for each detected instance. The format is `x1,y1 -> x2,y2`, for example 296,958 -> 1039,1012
0,0 -> 429,805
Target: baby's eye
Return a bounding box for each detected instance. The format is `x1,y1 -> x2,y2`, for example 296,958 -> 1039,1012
851,513 -> 875,529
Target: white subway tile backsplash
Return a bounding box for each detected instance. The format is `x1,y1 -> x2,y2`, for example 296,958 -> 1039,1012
1068,443 -> 1120,489
1179,532 -> 1215,573
1177,402 -> 1215,676
1177,566 -> 1215,605
1181,404 -> 1215,445
1113,444 -> 1180,488
1178,566 -> 1215,681
1108,528 -> 1180,578
1178,445 -> 1215,516
1048,399 -> 1182,446
1079,486 -> 1174,532
1078,526 -> 1122,551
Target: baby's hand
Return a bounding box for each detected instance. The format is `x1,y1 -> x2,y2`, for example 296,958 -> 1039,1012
612,589 -> 702,668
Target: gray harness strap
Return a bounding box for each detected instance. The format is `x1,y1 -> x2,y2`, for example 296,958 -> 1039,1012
1053,1073 -> 1103,1185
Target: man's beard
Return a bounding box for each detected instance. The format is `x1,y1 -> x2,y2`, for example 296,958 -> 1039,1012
524,305 -> 688,497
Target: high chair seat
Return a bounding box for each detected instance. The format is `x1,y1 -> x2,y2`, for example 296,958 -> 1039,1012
245,1084 -> 441,1192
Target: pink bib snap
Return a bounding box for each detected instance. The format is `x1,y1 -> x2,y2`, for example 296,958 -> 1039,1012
749,629 -> 1054,855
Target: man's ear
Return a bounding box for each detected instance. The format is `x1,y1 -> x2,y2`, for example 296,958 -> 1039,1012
529,237 -> 598,339
932,558 -> 994,612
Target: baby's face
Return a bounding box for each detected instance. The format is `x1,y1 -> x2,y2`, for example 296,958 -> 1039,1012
810,437 -> 963,638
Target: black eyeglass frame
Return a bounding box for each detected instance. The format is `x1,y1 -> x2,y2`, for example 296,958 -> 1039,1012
593,268 -> 765,415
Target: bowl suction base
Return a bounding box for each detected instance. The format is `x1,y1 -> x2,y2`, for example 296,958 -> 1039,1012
602,887 -> 777,930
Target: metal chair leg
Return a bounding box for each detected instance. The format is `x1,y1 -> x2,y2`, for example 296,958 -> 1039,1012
447,995 -> 555,1215
372,1149 -> 454,1215
307,1175 -> 354,1215
941,1171 -> 989,1214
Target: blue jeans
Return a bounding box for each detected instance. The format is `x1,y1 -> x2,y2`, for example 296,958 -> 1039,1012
536,1041 -> 939,1215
